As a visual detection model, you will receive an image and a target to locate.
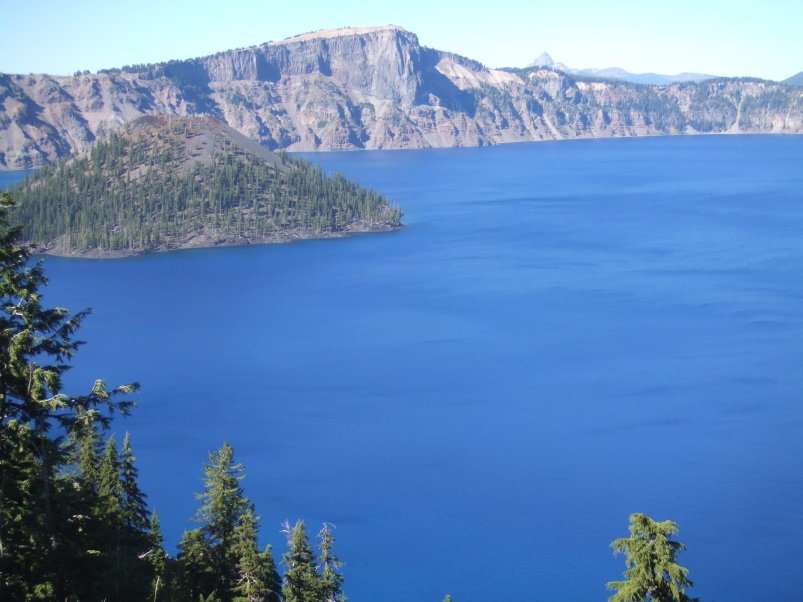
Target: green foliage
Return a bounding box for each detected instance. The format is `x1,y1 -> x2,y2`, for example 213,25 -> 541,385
607,513 -> 698,602
317,523 -> 345,602
9,118 -> 401,255
174,441 -> 351,602
148,510 -> 172,600
121,432 -> 149,532
2,192 -> 357,600
178,441 -> 350,602
99,434 -> 124,518
178,528 -> 216,599
179,442 -> 260,602
232,508 -> 283,602
0,192 -> 152,599
282,520 -> 320,602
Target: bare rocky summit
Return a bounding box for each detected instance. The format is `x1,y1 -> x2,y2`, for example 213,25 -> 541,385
2,25 -> 803,169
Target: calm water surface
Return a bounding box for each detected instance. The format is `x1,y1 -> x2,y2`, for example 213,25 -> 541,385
9,136 -> 803,602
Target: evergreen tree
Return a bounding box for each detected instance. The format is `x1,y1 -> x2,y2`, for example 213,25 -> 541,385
77,420 -> 102,491
62,405 -> 103,492
0,191 -> 138,599
95,434 -> 126,600
233,505 -> 282,602
99,434 -> 123,520
94,433 -> 152,601
116,433 -> 153,600
607,513 -> 698,602
317,523 -> 345,602
179,442 -> 253,602
282,520 -> 319,602
120,432 -> 149,532
148,510 -> 169,601
178,528 -> 215,600
259,545 -> 284,602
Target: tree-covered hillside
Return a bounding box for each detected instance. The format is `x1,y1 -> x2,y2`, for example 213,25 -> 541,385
9,116 -> 401,256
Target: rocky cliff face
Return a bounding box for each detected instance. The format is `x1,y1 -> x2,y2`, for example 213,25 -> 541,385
2,25 -> 803,169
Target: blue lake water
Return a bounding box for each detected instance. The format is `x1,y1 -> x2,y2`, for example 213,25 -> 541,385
5,135 -> 803,601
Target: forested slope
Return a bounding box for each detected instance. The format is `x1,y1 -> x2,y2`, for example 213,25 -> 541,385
9,115 -> 401,256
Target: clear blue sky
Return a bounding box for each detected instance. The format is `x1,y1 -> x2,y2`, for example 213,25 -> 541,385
1,0 -> 801,81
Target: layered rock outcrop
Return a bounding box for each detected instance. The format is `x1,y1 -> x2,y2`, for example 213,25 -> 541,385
2,25 -> 802,169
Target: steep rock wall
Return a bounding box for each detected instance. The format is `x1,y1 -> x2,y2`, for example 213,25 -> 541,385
2,25 -> 802,169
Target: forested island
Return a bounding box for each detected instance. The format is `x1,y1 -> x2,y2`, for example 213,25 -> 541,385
8,115 -> 402,257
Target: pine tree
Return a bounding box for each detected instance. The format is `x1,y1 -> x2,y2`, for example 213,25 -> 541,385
62,405 -> 103,492
0,419 -> 54,598
98,434 -> 123,520
607,513 -> 699,602
260,545 -> 284,602
233,505 -> 282,602
147,510 -> 170,601
120,432 -> 149,533
180,442 -> 253,602
178,528 -> 215,599
282,520 -> 319,602
96,433 -> 152,601
317,523 -> 345,602
78,422 -> 102,489
0,191 -> 138,599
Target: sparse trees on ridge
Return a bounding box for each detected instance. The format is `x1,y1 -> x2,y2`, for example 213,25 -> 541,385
9,120 -> 402,255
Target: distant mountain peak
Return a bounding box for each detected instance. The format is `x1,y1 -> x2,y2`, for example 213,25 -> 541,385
526,54 -> 716,84
568,65 -> 716,85
528,52 -> 554,68
784,70 -> 803,85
